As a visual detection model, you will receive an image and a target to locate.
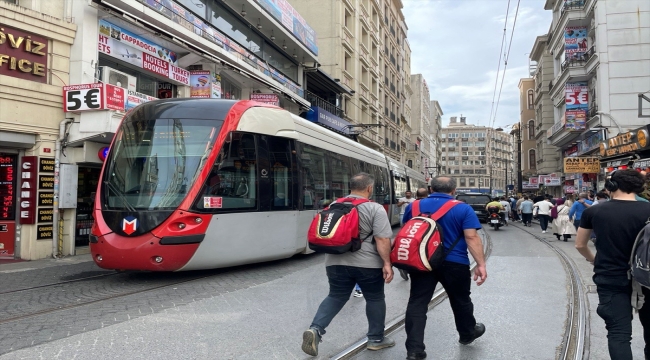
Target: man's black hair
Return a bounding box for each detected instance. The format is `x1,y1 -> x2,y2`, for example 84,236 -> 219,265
612,169 -> 646,194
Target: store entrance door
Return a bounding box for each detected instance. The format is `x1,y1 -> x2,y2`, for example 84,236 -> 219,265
75,166 -> 101,253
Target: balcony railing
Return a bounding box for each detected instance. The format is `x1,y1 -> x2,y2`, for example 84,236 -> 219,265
305,90 -> 344,117
561,47 -> 596,71
562,0 -> 586,14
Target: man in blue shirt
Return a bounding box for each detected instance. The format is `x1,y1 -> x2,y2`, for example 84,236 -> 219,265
569,192 -> 593,230
401,177 -> 487,360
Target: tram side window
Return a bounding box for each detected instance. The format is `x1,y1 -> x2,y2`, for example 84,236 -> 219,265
269,137 -> 293,210
393,176 -> 407,203
328,153 -> 351,201
301,144 -> 331,209
200,132 -> 257,211
373,165 -> 390,205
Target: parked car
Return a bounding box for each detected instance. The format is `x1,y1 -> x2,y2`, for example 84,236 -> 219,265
456,193 -> 493,223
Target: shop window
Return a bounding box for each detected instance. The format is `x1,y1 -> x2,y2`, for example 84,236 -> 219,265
201,132 -> 257,210
220,76 -> 241,100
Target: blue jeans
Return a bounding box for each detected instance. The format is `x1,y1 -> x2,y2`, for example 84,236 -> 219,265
310,265 -> 386,341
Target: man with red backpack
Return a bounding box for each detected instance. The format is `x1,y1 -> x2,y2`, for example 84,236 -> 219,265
401,176 -> 488,360
302,172 -> 395,357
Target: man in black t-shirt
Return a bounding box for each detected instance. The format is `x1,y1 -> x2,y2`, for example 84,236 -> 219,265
576,169 -> 650,360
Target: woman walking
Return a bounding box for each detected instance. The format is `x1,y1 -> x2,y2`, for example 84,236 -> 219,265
551,199 -> 576,241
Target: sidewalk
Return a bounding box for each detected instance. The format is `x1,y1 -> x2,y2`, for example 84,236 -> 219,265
517,220 -> 645,359
0,253 -> 93,273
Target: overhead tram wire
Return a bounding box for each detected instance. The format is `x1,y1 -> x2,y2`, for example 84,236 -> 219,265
490,0 -> 521,129
485,0 -> 511,127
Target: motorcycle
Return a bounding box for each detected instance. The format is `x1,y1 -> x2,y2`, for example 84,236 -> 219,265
487,206 -> 505,230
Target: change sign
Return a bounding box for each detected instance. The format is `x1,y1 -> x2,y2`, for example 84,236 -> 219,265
564,157 -> 600,173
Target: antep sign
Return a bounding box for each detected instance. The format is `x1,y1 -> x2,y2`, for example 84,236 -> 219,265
564,157 -> 600,173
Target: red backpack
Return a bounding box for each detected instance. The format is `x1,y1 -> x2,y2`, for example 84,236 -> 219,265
308,197 -> 371,254
390,200 -> 462,272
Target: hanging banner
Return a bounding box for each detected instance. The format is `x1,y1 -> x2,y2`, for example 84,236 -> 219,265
98,20 -> 190,86
253,0 -> 318,55
522,181 -> 539,190
564,157 -> 600,173
565,26 -> 588,60
565,82 -> 588,131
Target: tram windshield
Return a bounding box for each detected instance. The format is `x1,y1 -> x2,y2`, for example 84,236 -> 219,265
103,117 -> 222,211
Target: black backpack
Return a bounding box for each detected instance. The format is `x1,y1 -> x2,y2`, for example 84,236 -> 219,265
629,217 -> 650,310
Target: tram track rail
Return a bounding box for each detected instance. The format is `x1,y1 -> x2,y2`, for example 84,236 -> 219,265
331,229 -> 493,360
0,272 -> 118,296
512,223 -> 588,360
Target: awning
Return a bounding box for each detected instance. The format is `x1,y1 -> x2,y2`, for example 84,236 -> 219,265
306,68 -> 353,95
0,131 -> 36,149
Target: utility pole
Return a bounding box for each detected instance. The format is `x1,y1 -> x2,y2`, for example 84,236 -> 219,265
517,126 -> 522,194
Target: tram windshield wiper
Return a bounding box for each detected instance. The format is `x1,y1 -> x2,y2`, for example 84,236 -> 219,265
104,181 -> 136,212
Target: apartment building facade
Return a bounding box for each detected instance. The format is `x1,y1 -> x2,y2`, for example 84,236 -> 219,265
543,0 -> 650,182
518,78 -> 540,181
290,0 -> 412,159
430,100 -> 443,177
407,74 -> 432,176
441,117 -> 513,196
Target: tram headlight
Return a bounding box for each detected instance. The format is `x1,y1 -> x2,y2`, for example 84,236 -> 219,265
194,217 -> 202,224
96,255 -> 103,261
154,256 -> 163,263
177,223 -> 186,229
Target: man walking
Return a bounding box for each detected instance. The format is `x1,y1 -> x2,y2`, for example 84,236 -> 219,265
401,177 -> 487,360
397,190 -> 416,226
398,188 -> 430,282
575,169 -> 650,360
302,173 -> 395,356
569,193 -> 593,230
518,196 -> 534,227
499,196 -> 511,225
533,197 -> 553,233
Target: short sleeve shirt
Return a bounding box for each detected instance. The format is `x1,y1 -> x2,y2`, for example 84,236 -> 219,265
398,197 -> 416,214
402,193 -> 481,265
325,195 -> 394,269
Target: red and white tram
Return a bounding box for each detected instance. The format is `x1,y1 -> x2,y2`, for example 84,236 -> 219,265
90,99 -> 426,271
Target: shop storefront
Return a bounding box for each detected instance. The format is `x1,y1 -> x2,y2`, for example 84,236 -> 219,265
599,125 -> 650,178
0,3 -> 76,260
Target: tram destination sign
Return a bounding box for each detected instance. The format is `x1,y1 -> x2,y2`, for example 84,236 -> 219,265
36,224 -> 53,240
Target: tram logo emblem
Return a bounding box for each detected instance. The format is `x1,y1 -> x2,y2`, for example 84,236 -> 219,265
122,216 -> 138,235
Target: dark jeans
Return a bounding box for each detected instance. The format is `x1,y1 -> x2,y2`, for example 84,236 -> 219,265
405,261 -> 476,353
594,276 -> 650,360
310,265 -> 386,341
539,214 -> 551,231
521,212 -> 532,225
574,219 -> 581,230
511,210 -> 520,221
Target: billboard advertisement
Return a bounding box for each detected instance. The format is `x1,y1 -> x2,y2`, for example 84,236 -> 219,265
98,20 -> 190,86
565,82 -> 588,131
565,26 -> 588,60
254,0 -> 318,55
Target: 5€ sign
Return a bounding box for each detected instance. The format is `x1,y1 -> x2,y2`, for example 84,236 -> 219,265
62,83 -> 104,112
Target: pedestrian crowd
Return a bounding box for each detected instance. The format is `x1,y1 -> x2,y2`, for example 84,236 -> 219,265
303,169 -> 650,360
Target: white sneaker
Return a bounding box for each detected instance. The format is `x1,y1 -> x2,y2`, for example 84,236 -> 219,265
353,290 -> 363,298
542,230 -> 546,233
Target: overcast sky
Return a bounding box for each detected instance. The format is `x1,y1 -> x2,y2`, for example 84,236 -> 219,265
403,0 -> 552,130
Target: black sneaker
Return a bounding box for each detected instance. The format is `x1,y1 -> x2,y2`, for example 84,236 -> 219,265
302,328 -> 321,356
406,351 -> 427,360
459,323 -> 486,345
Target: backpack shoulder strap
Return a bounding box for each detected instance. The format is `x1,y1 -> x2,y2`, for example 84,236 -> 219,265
339,197 -> 370,206
411,200 -> 421,217
430,200 -> 462,221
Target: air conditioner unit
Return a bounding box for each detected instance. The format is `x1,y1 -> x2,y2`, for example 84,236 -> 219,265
98,66 -> 137,92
